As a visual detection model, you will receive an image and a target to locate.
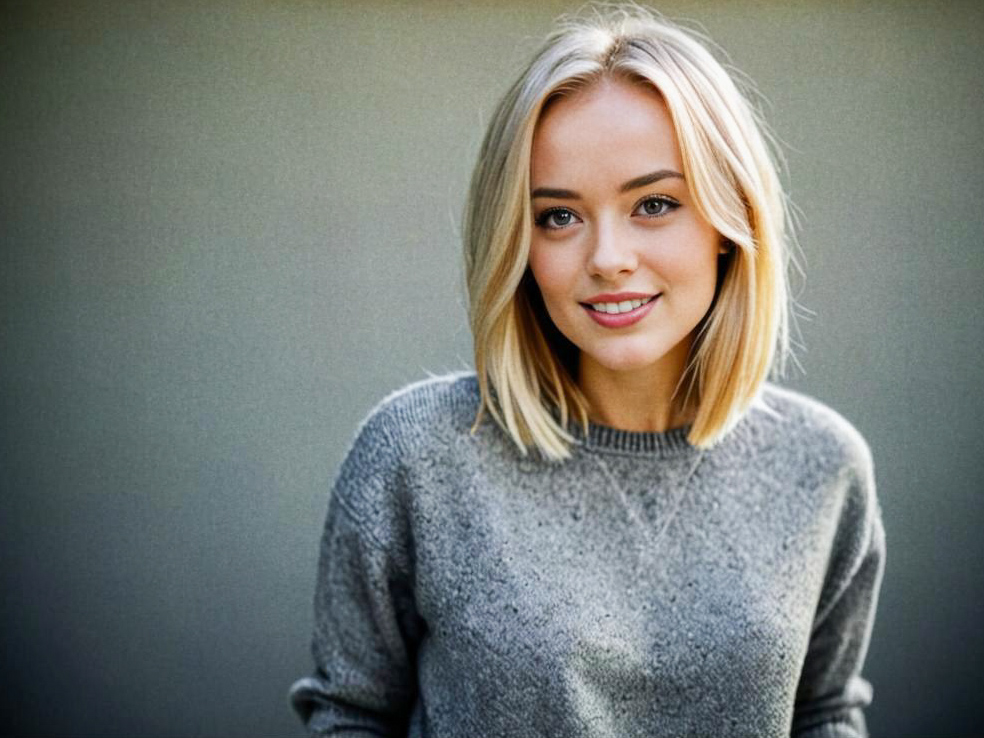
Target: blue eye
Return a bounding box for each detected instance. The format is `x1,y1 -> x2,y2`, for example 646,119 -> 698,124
633,196 -> 679,218
535,207 -> 581,230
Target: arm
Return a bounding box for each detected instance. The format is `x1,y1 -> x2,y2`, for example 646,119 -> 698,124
792,453 -> 887,738
289,411 -> 425,737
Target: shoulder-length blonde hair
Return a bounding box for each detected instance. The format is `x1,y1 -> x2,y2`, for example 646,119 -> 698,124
465,4 -> 795,462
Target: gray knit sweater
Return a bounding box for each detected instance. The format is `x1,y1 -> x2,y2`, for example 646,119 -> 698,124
289,371 -> 886,738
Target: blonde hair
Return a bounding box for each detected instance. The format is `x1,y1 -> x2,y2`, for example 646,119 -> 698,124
465,4 -> 796,461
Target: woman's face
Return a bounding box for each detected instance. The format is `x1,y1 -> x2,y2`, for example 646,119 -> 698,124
527,77 -> 726,382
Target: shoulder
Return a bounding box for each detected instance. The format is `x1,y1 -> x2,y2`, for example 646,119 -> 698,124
735,382 -> 881,528
744,382 -> 883,547
329,370 -> 480,535
743,381 -> 874,479
748,386 -> 888,625
335,370 -> 480,487
744,384 -> 884,579
349,369 -> 480,454
370,369 -> 480,423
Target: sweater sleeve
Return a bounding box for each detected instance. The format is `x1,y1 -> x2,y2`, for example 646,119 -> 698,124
791,445 -> 887,738
289,408 -> 425,737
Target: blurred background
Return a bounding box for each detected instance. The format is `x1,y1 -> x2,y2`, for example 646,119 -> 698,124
2,1 -> 982,735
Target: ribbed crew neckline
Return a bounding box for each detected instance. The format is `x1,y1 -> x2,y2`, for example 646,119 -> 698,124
456,371 -> 750,459
569,418 -> 698,457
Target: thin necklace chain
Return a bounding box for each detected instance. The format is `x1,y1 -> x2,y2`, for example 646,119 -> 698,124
590,449 -> 706,561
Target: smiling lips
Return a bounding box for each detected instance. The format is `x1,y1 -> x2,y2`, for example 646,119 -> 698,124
581,292 -> 661,328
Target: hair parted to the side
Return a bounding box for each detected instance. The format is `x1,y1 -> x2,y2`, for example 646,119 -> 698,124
465,2 -> 798,462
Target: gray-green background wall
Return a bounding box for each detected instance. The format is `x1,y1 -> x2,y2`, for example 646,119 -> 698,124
2,1 -> 982,736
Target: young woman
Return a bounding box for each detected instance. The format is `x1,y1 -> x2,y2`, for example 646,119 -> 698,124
290,6 -> 886,737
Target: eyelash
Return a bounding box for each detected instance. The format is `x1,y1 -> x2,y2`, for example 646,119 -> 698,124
534,195 -> 681,230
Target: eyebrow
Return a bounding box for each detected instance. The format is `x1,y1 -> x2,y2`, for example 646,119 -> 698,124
531,169 -> 684,199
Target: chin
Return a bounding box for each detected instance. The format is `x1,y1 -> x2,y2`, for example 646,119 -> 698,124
577,329 -> 693,375
583,346 -> 666,373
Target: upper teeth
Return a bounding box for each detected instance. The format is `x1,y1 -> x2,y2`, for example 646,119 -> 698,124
590,296 -> 655,314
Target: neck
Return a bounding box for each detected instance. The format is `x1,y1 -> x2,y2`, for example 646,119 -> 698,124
577,342 -> 695,433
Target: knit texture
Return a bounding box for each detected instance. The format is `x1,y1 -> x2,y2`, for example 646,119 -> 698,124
290,371 -> 886,738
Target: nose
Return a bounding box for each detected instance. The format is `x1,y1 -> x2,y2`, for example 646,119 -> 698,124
586,217 -> 637,281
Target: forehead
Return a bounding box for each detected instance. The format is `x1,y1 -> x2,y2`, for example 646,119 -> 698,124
531,78 -> 683,185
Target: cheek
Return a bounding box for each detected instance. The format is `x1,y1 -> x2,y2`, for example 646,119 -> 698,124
528,246 -> 576,305
681,251 -> 720,291
678,261 -> 720,312
657,228 -> 721,297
